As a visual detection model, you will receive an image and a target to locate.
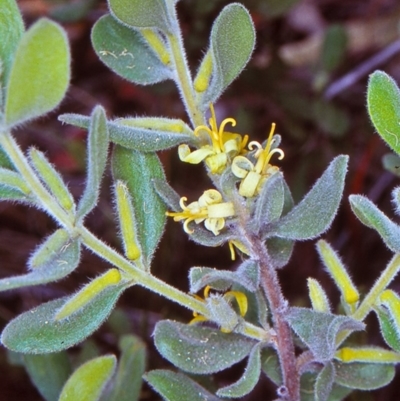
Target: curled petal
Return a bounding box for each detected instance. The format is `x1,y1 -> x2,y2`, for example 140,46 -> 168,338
178,145 -> 214,164
224,291 -> 248,316
239,171 -> 261,198
207,202 -> 235,219
205,153 -> 228,174
231,156 -> 254,178
223,137 -> 240,156
205,217 -> 225,235
199,189 -> 223,206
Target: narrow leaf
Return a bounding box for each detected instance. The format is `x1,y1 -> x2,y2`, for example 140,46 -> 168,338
1,284 -> 126,353
0,184 -> 30,201
375,306 -> 400,352
23,352 -> 71,401
77,106 -> 109,220
315,362 -> 335,401
112,145 -> 166,267
267,155 -> 348,240
0,167 -> 30,194
367,71 -> 400,154
108,0 -> 172,31
108,335 -> 146,401
5,18 -> 70,127
0,0 -> 24,86
201,3 -> 255,106
59,355 -> 116,401
349,194 -> 400,252
0,232 -> 80,292
59,113 -> 195,151
260,347 -> 282,386
154,320 -> 255,374
285,307 -> 364,362
91,15 -> 172,86
334,360 -> 395,390
217,343 -> 261,398
144,370 -> 222,401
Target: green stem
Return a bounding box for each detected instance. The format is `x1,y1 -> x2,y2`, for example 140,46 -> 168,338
336,253 -> 400,346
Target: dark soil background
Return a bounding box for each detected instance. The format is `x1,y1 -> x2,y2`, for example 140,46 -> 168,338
1,0 -> 400,400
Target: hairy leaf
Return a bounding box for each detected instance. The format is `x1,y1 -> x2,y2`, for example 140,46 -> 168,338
261,347 -> 282,386
112,145 -> 166,267
59,355 -> 116,401
5,18 -> 70,127
0,0 -> 24,87
59,113 -> 195,151
91,14 -> 172,86
367,71 -> 400,155
349,194 -> 400,252
108,0 -> 172,31
144,370 -> 222,401
23,352 -> 71,401
1,284 -> 126,353
265,237 -> 294,269
200,3 -> 255,107
266,155 -> 348,240
333,360 -> 395,390
0,232 -> 80,292
154,320 -> 255,374
375,307 -> 400,353
315,362 -> 335,401
217,343 -> 261,398
77,106 -> 109,220
285,307 -> 364,362
106,335 -> 146,401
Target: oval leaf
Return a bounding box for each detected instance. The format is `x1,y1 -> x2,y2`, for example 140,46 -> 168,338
200,3 -> 255,106
112,145 -> 166,267
59,355 -> 116,401
1,284 -> 125,353
91,14 -> 172,86
367,71 -> 400,155
0,0 -> 24,87
144,370 -> 222,401
216,343 -> 261,398
154,320 -> 256,374
267,155 -> 348,240
334,360 -> 395,390
23,352 -> 71,401
5,18 -> 70,127
0,234 -> 80,292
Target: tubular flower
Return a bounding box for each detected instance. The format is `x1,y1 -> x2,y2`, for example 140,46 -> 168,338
178,104 -> 248,174
190,285 -> 248,333
165,189 -> 235,235
232,123 -> 284,198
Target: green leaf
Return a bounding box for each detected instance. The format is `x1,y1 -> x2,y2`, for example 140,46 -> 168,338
112,145 -> 166,267
261,347 -> 282,385
367,71 -> 400,154
0,232 -> 80,292
216,343 -> 261,398
0,0 -> 24,87
375,307 -> 400,352
23,352 -> 71,401
200,3 -> 255,106
4,18 -> 70,128
254,172 -> 284,232
315,362 -> 335,401
349,194 -> 400,252
144,370 -> 222,401
77,106 -> 109,220
333,360 -> 395,390
1,285 -> 125,353
59,355 -> 116,401
189,260 -> 260,294
154,320 -> 256,374
265,237 -> 294,269
0,184 -> 29,201
267,155 -> 348,240
321,25 -> 347,73
108,0 -> 172,31
285,307 -> 364,362
59,113 -> 195,151
0,145 -> 15,169
108,335 -> 146,401
91,15 -> 172,85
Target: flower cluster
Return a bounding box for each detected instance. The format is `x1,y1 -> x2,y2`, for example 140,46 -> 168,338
165,189 -> 235,235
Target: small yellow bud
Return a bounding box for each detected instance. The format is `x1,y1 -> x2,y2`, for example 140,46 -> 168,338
307,278 -> 330,312
141,29 -> 170,65
336,346 -> 400,363
55,269 -> 122,320
194,51 -> 213,93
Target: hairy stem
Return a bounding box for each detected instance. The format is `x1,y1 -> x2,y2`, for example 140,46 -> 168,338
248,234 -> 300,401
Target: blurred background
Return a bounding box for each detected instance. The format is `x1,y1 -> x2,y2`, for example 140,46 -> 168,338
1,0 -> 400,399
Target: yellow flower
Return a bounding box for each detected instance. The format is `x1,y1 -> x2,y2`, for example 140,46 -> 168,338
178,104 -> 248,174
190,285 -> 248,333
232,123 -> 284,198
165,189 -> 235,235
